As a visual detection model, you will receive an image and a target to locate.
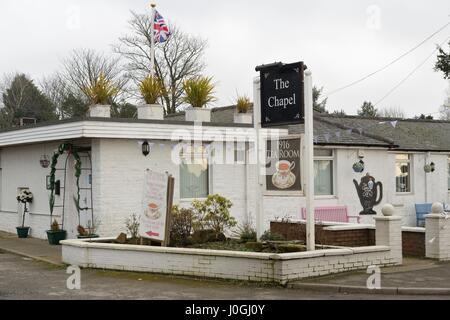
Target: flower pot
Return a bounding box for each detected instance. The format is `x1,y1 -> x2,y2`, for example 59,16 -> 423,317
16,227 -> 30,238
77,234 -> 99,239
46,230 -> 67,245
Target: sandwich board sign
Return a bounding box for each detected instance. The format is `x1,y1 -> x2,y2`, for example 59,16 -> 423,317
139,169 -> 174,246
256,61 -> 305,128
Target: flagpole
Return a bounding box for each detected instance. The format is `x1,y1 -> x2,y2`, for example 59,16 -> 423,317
150,3 -> 156,77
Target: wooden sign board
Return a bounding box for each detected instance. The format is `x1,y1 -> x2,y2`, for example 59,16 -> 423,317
265,136 -> 302,193
257,62 -> 305,127
139,169 -> 175,246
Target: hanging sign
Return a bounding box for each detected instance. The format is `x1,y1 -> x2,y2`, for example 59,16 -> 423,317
265,136 -> 302,192
257,62 -> 305,127
139,169 -> 174,245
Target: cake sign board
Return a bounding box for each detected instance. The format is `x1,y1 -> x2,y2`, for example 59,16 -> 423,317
139,169 -> 174,245
257,61 -> 305,127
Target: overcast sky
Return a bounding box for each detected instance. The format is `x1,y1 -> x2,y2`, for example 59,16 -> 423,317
1,0 -> 449,117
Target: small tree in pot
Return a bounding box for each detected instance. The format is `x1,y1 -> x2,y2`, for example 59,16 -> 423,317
16,189 -> 33,238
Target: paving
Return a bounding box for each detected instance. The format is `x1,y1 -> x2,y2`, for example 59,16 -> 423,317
0,231 -> 62,265
0,231 -> 450,298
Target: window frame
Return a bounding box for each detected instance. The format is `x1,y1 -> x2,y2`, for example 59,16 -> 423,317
179,144 -> 211,200
395,153 -> 413,194
447,156 -> 450,192
313,148 -> 336,197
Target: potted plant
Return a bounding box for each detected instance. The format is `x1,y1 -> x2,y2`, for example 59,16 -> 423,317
234,95 -> 253,124
77,218 -> 100,239
83,73 -> 119,118
352,160 -> 365,173
46,219 -> 67,245
182,76 -> 216,122
16,189 -> 33,238
137,75 -> 165,120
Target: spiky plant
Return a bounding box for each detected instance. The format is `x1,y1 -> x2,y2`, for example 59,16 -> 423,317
182,76 -> 216,109
82,73 -> 119,105
139,75 -> 163,104
236,95 -> 252,113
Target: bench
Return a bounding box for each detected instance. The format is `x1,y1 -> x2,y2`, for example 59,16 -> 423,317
415,203 -> 432,227
301,206 -> 361,224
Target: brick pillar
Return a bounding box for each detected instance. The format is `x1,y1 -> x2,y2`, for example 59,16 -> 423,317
374,204 -> 403,265
425,203 -> 450,261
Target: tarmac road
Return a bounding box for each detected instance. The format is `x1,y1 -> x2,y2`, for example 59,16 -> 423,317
1,251 -> 449,300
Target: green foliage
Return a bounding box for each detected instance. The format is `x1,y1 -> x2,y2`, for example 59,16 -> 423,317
82,73 -> 119,105
233,221 -> 257,243
61,93 -> 89,119
357,101 -> 379,118
0,74 -> 57,128
313,86 -> 328,113
125,213 -> 140,239
170,205 -> 196,246
435,41 -> 450,79
139,75 -> 163,104
182,76 -> 216,108
415,114 -> 434,120
191,194 -> 236,236
236,95 -> 252,113
260,231 -> 285,242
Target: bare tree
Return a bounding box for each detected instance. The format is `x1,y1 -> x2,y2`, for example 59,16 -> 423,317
40,73 -> 75,119
61,49 -> 129,104
379,106 -> 406,119
439,86 -> 450,120
114,11 -> 207,114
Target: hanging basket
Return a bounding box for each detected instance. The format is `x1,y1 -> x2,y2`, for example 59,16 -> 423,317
352,160 -> 365,173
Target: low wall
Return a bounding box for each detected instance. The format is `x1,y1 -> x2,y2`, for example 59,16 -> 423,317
402,227 -> 425,257
62,238 -> 400,284
271,221 -> 425,257
271,221 -> 375,247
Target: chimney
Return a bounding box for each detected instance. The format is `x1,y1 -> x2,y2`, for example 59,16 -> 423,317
89,104 -> 111,118
137,104 -> 164,120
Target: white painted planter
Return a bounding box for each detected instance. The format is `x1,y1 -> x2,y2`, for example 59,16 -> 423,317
234,113 -> 253,124
89,104 -> 111,118
137,104 -> 164,120
62,238 -> 399,284
185,108 -> 211,122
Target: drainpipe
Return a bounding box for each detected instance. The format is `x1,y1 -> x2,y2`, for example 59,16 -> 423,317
425,152 -> 430,203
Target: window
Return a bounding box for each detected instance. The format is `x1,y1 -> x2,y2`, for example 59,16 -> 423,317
395,154 -> 411,193
180,145 -> 209,199
448,156 -> 450,191
314,149 -> 334,196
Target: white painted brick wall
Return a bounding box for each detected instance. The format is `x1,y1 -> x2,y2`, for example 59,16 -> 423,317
426,214 -> 450,261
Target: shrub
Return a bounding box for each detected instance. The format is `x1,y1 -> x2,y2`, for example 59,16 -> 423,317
170,205 -> 196,246
236,95 -> 252,113
182,76 -> 216,108
232,221 -> 257,243
260,230 -> 285,242
82,73 -> 118,105
139,75 -> 163,104
192,194 -> 237,237
51,219 -> 60,231
125,213 -> 140,240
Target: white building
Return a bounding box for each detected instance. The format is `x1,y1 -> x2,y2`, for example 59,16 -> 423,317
0,105 -> 449,239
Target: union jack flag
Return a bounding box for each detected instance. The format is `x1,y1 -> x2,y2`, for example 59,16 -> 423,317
153,10 -> 170,43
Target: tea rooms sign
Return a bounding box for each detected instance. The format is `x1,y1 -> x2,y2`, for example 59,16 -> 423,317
257,62 -> 305,127
266,136 -> 301,193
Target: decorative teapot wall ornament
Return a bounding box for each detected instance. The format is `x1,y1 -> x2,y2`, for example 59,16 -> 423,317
353,173 -> 383,215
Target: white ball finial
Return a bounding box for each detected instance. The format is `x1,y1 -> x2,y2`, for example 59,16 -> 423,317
381,204 -> 395,216
432,202 -> 444,214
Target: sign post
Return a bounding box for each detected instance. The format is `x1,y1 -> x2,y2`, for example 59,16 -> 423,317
304,70 -> 315,251
254,62 -> 315,250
